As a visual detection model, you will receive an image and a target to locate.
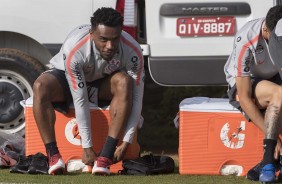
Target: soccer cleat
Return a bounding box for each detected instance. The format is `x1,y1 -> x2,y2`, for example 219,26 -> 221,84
27,152 -> 48,174
92,156 -> 112,175
0,149 -> 17,167
259,164 -> 276,183
247,160 -> 280,181
10,155 -> 33,174
246,161 -> 263,181
48,153 -> 66,175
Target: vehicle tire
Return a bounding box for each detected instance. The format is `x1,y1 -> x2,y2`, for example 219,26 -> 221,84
0,48 -> 45,136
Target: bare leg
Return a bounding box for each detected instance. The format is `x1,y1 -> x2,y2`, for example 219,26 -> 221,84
99,71 -> 133,138
265,104 -> 281,140
33,73 -> 66,144
254,81 -> 282,183
93,71 -> 133,166
245,81 -> 282,181
255,81 -> 282,140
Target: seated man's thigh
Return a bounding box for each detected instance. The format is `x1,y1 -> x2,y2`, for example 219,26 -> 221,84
35,72 -> 66,102
254,80 -> 282,109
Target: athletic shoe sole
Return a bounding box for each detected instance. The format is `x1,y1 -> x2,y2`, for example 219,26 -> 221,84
92,170 -> 110,176
260,182 -> 276,184
259,164 -> 276,184
92,161 -> 110,176
48,158 -> 66,175
9,167 -> 28,174
28,166 -> 48,175
49,167 -> 66,175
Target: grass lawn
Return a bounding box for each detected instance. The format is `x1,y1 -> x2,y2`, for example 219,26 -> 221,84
0,155 -> 259,184
0,167 -> 258,184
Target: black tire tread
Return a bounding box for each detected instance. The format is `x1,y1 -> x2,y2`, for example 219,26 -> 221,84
0,48 -> 46,84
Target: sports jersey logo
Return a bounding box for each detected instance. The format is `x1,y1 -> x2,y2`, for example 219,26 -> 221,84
131,56 -> 138,73
243,51 -> 252,72
255,45 -> 265,64
220,121 -> 245,149
255,45 -> 264,54
65,119 -> 81,146
243,67 -> 250,72
105,59 -> 121,74
131,56 -> 138,63
78,82 -> 84,88
245,50 -> 253,63
73,62 -> 84,88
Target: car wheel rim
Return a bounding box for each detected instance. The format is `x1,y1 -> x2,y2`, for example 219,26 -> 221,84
0,70 -> 33,134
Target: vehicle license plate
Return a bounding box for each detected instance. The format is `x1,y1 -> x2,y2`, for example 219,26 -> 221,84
176,16 -> 236,37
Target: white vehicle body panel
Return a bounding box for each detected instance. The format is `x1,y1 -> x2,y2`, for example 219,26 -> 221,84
146,0 -> 273,57
0,0 -> 117,43
144,0 -> 278,85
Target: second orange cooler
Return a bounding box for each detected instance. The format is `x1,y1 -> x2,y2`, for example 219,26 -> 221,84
178,97 -> 264,176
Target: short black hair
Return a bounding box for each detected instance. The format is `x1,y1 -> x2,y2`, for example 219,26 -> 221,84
91,7 -> 123,30
266,5 -> 282,31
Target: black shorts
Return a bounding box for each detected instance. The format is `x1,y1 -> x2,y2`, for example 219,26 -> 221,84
227,73 -> 282,121
45,69 -> 110,114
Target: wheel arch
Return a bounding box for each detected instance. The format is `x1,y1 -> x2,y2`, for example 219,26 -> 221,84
0,31 -> 53,68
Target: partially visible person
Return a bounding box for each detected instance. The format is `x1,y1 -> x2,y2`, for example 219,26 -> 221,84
224,5 -> 282,183
32,7 -> 144,175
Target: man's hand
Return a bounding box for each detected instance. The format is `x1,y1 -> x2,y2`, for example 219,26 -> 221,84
113,141 -> 129,163
82,147 -> 97,166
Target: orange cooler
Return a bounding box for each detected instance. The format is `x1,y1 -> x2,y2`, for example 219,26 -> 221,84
179,97 -> 263,176
24,97 -> 140,173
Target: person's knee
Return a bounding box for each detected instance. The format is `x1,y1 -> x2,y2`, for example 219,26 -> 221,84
33,76 -> 49,99
112,72 -> 133,96
270,86 -> 282,107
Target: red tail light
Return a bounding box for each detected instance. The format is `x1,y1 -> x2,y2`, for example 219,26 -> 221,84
116,0 -> 138,40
